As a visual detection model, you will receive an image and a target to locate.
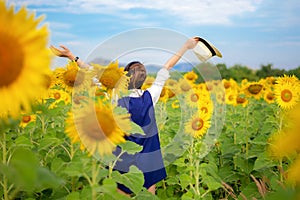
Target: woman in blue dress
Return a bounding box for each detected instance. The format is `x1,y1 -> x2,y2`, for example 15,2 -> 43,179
113,37 -> 199,195
51,37 -> 200,195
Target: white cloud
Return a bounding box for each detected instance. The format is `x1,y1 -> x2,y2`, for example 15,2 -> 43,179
48,22 -> 72,30
10,0 -> 262,25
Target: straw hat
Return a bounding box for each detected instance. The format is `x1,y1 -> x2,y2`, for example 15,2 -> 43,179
193,37 -> 222,62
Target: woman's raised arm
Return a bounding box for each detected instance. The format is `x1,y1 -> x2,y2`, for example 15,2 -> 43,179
164,37 -> 199,70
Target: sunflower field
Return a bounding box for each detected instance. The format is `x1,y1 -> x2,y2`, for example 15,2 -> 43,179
1,2 -> 300,200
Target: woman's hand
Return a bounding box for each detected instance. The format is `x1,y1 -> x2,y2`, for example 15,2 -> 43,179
183,37 -> 199,50
50,45 -> 75,60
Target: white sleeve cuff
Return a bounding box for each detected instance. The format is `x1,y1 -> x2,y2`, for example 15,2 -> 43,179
147,68 -> 170,105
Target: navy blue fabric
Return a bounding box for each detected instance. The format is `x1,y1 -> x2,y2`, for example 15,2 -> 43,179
114,90 -> 167,194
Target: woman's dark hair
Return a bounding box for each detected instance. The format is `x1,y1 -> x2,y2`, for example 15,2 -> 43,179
124,61 -> 147,89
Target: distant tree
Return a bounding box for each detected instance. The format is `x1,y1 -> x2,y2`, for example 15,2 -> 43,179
255,64 -> 286,78
287,66 -> 300,79
193,62 -> 223,83
216,63 -> 231,80
227,64 -> 258,82
186,62 -> 300,83
255,64 -> 273,78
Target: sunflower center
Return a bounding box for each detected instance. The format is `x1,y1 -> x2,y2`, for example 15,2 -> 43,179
187,73 -> 195,81
192,117 -> 204,131
228,95 -> 234,101
267,92 -> 275,100
54,92 -> 61,100
95,90 -> 106,97
0,34 -> 24,87
97,110 -> 115,137
190,93 -> 199,102
167,80 -> 177,87
200,106 -> 208,114
168,90 -> 175,98
22,115 -> 31,123
81,114 -> 106,140
73,95 -> 85,104
80,108 -> 116,141
206,84 -> 213,91
180,82 -> 191,92
160,88 -> 167,97
247,84 -> 263,94
281,89 -> 292,102
236,96 -> 246,104
63,70 -> 84,87
100,70 -> 122,89
224,82 -> 231,89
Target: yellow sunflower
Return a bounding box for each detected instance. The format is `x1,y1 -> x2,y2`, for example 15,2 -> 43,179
0,2 -> 51,118
215,90 -> 226,104
235,93 -> 248,107
263,89 -> 275,104
198,99 -> 214,119
65,99 -> 131,156
241,79 -> 249,87
185,111 -> 211,138
276,74 -> 299,86
52,67 -> 65,87
264,76 -> 277,87
141,76 -> 155,90
196,83 -> 207,91
93,61 -> 129,95
243,81 -> 264,100
186,88 -> 201,108
43,72 -> 55,90
287,156 -> 300,184
183,70 -> 198,83
65,111 -> 86,151
205,81 -> 214,92
211,80 -> 223,93
47,89 -> 71,109
166,79 -> 178,88
171,99 -> 180,109
268,103 -> 300,184
165,79 -> 178,99
270,130 -> 300,159
19,113 -> 36,128
177,78 -> 193,94
56,61 -> 93,93
274,82 -> 300,110
222,79 -> 238,91
225,88 -> 237,106
159,87 -> 169,103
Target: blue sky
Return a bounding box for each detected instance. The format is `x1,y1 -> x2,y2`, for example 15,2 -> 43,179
10,0 -> 300,70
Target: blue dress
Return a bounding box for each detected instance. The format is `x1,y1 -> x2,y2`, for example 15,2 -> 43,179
114,90 -> 167,194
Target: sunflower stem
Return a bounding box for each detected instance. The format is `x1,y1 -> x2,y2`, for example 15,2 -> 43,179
233,106 -> 237,145
69,143 -> 76,192
277,108 -> 284,182
37,114 -> 46,134
194,160 -> 201,195
2,133 -> 9,200
245,101 -> 250,158
279,158 -> 283,182
109,150 -> 125,179
91,159 -> 98,200
188,138 -> 197,195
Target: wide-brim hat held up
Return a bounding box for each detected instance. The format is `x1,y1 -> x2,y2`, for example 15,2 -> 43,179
193,37 -> 222,62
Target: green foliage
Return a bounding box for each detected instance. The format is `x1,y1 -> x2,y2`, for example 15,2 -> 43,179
0,85 -> 298,199
156,98 -> 292,199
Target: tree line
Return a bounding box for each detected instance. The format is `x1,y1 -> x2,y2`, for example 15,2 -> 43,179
192,63 -> 300,82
